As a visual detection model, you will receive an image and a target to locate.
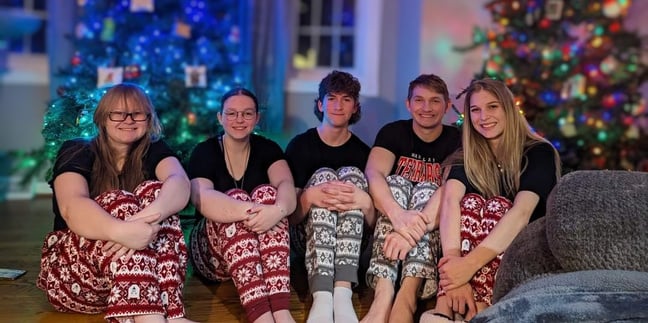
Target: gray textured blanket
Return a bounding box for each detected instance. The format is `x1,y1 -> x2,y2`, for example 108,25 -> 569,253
472,270 -> 648,322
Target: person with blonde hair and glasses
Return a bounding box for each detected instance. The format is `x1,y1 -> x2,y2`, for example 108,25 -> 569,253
421,78 -> 561,322
38,83 -> 195,323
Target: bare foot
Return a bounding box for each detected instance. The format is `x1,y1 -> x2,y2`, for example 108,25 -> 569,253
360,279 -> 394,323
388,288 -> 418,323
273,309 -> 296,323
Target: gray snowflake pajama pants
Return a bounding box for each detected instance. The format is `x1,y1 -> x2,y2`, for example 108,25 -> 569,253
290,166 -> 369,293
365,175 -> 440,299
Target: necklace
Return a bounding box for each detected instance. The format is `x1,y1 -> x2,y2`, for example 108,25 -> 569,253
222,136 -> 250,190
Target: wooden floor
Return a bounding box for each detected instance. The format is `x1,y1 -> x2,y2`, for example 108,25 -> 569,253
0,197 -> 377,322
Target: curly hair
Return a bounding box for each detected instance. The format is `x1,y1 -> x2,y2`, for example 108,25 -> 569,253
313,70 -> 362,125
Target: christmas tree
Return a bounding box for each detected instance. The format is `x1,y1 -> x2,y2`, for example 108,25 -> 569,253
16,0 -> 247,182
457,0 -> 647,171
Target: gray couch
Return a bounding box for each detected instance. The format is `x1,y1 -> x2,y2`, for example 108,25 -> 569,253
472,170 -> 648,322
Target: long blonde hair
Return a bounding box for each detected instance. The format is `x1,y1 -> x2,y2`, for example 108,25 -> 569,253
90,83 -> 162,196
461,79 -> 561,198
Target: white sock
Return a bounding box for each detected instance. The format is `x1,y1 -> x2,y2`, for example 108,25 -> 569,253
307,291 -> 333,323
334,286 -> 358,323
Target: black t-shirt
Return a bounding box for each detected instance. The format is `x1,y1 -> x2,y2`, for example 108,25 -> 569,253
188,134 -> 285,217
285,128 -> 370,188
373,120 -> 461,185
49,138 -> 177,231
448,142 -> 558,223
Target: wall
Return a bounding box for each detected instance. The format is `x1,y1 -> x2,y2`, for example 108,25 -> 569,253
0,54 -> 49,151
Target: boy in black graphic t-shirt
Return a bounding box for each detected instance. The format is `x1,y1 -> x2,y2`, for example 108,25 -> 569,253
362,74 -> 461,323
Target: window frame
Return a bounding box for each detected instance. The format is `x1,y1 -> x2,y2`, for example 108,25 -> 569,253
287,0 -> 383,97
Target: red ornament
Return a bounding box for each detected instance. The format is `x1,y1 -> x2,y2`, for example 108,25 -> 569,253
71,54 -> 81,66
609,21 -> 621,33
124,65 -> 141,79
539,18 -> 551,29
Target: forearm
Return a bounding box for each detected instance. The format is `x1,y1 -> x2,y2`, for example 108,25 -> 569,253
422,186 -> 443,232
466,194 -> 537,269
366,172 -> 402,220
439,202 -> 462,255
274,179 -> 297,219
62,198 -> 122,241
195,189 -> 253,223
144,174 -> 190,220
359,190 -> 377,228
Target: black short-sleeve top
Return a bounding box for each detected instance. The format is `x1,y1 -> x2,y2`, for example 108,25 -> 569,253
448,142 -> 558,222
49,138 -> 177,230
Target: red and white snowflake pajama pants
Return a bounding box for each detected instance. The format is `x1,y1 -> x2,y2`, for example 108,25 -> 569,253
37,180 -> 188,322
437,193 -> 513,305
190,184 -> 291,323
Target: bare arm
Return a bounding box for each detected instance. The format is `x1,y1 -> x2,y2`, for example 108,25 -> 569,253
245,159 -> 296,233
191,177 -> 254,223
139,156 -> 190,221
55,172 -> 160,250
439,179 -> 465,257
55,172 -> 124,240
421,185 -> 444,232
365,147 -> 401,219
268,159 -> 297,217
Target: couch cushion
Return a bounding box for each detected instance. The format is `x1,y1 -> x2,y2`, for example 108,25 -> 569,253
545,170 -> 648,272
492,217 -> 563,302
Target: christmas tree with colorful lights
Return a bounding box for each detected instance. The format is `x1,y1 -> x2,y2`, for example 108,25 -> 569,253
18,0 -> 247,181
458,0 -> 647,171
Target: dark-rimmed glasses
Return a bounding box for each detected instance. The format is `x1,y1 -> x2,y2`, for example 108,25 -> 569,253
109,111 -> 150,122
223,110 -> 257,120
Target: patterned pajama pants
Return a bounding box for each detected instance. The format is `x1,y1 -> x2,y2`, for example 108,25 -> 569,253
366,175 -> 440,299
190,185 -> 291,323
37,180 -> 188,322
437,193 -> 513,305
289,166 -> 369,293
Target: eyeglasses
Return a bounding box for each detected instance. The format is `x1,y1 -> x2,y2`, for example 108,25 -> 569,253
109,111 -> 150,122
223,110 -> 257,120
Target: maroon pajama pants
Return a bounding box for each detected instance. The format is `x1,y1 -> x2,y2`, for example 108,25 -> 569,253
438,193 -> 513,306
190,185 -> 291,323
37,181 -> 188,322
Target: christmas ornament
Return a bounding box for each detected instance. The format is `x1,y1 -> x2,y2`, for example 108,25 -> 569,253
71,52 -> 82,66
545,0 -> 564,20
97,66 -> 124,88
185,65 -> 206,88
130,0 -> 155,13
124,65 -> 141,79
600,55 -> 618,75
174,21 -> 191,39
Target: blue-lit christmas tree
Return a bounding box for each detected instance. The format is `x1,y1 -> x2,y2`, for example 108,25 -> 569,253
20,0 -> 247,181
458,0 -> 647,171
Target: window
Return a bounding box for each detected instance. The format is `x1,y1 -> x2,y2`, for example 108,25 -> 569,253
288,0 -> 383,96
0,0 -> 48,54
293,0 -> 355,69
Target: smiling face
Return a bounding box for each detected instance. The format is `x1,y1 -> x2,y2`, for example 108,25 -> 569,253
104,99 -> 150,149
318,92 -> 357,128
468,89 -> 507,150
218,94 -> 259,140
406,85 -> 449,131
